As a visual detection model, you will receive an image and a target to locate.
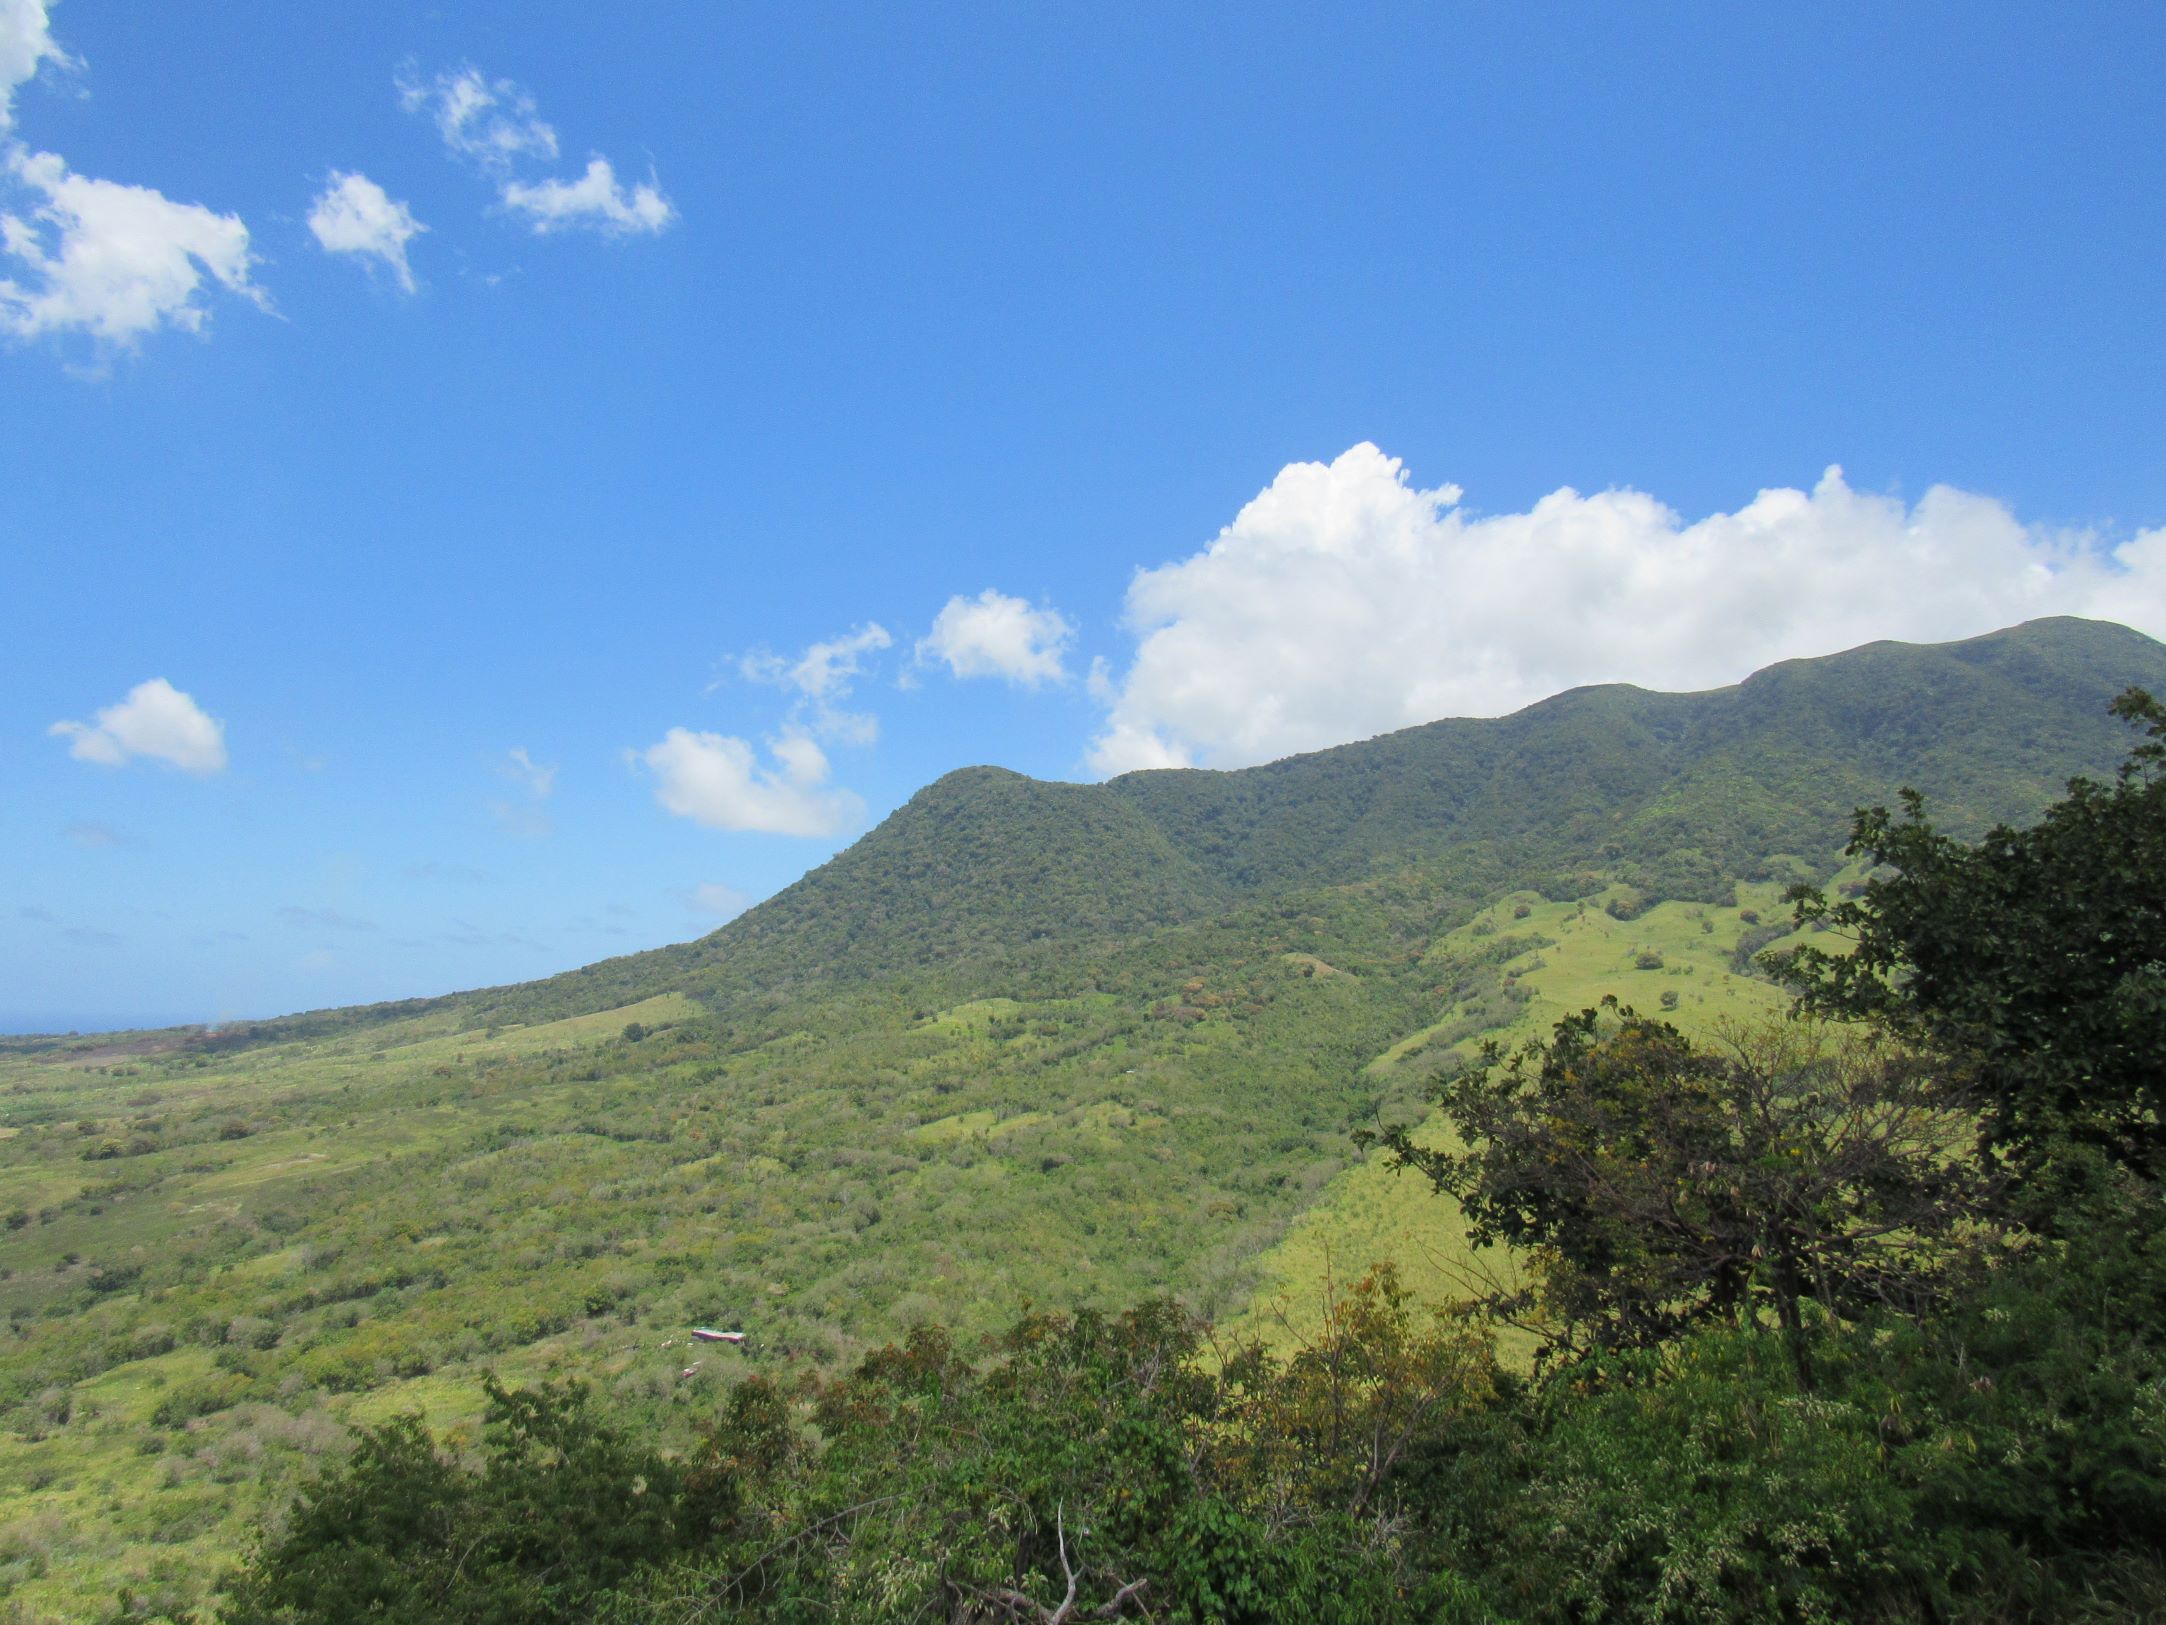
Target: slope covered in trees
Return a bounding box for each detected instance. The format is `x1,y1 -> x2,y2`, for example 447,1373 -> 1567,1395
670,615 -> 2166,1003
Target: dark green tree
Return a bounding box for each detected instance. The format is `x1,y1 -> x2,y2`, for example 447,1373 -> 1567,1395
1780,688 -> 2166,1183
223,1376 -> 734,1625
1382,1005 -> 1984,1384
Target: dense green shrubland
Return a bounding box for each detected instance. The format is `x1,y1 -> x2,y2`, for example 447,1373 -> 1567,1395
208,685 -> 2166,1623
5,619 -> 2165,1619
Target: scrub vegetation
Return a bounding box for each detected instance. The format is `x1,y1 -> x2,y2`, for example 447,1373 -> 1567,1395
3,616 -> 2164,1621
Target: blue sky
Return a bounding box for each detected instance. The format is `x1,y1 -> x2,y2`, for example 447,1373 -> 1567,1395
5,1 -> 2164,1032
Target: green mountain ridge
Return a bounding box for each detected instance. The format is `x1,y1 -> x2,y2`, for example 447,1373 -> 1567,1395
591,616 -> 2166,999
245,614 -> 2164,1041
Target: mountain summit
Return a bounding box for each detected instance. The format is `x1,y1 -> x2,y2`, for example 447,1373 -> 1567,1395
462,615 -> 2165,1028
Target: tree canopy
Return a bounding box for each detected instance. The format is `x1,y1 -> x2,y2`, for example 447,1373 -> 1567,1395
1380,1007 -> 1984,1385
1781,687 -> 2166,1182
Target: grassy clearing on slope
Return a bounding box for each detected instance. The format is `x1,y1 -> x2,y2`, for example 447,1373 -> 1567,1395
1229,883 -> 1806,1359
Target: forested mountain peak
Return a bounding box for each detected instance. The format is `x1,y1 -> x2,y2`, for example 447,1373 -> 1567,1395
223,616 -> 2166,1041
716,614 -> 2159,977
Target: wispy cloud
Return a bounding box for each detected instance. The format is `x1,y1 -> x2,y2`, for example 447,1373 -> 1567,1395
505,746 -> 556,798
398,61 -> 676,240
308,171 -> 425,292
741,622 -> 892,744
396,64 -> 557,173
489,800 -> 555,839
18,903 -> 119,945
403,860 -> 492,884
687,882 -> 749,919
277,906 -> 377,934
489,746 -> 557,838
399,918 -> 545,952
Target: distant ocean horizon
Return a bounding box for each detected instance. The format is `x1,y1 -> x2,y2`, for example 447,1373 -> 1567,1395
0,1013 -> 204,1039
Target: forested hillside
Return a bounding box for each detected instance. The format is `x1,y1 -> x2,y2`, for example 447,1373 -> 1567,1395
202,614 -> 2166,1039
1,615 -> 2162,1620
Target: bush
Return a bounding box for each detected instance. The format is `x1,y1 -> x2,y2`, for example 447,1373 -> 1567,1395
152,1371 -> 253,1426
85,1262 -> 143,1295
1465,1331 -> 1941,1623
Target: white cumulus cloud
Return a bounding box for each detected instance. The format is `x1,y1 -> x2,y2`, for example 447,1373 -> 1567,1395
1,0 -> 69,129
50,677 -> 227,774
635,728 -> 861,837
500,157 -> 674,237
1,146 -> 262,345
397,65 -> 557,172
918,589 -> 1074,687
1,5 -> 261,353
1088,443 -> 2166,776
308,171 -> 424,291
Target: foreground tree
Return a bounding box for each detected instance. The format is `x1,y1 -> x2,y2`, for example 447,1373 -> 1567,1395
1780,687 -> 2166,1182
222,1376 -> 734,1625
1381,1006 -> 1985,1384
